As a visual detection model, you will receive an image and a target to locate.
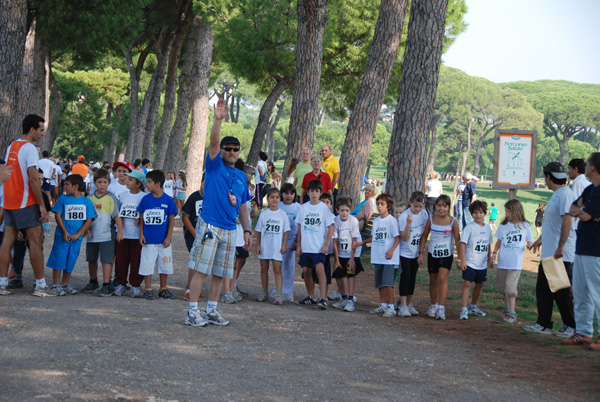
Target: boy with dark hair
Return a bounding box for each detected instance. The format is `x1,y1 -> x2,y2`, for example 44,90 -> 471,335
137,170 -> 178,299
296,179 -> 334,309
568,158 -> 591,199
85,168 -> 120,296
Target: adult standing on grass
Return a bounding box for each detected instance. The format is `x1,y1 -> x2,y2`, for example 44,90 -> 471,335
185,99 -> 252,328
461,172 -> 477,229
424,171 -> 443,215
0,114 -> 52,297
254,152 -> 268,209
293,147 -> 313,202
524,162 -> 576,338
321,145 -> 340,206
564,153 -> 600,350
301,156 -> 332,203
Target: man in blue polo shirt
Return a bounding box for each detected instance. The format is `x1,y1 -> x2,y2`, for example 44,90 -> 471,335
565,152 -> 600,349
185,99 -> 252,328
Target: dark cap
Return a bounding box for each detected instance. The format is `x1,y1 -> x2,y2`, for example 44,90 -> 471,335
543,162 -> 568,180
220,136 -> 240,147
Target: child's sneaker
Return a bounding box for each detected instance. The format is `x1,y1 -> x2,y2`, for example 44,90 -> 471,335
113,284 -> 127,296
206,309 -> 229,326
344,300 -> 355,312
317,298 -> 328,310
80,281 -> 99,293
370,306 -> 386,315
33,286 -> 56,297
398,305 -> 411,317
232,289 -> 243,301
553,325 -> 575,339
503,312 -> 516,324
383,307 -> 396,317
257,292 -> 269,302
459,308 -> 469,320
282,294 -> 294,302
436,308 -> 446,320
158,288 -> 174,299
8,278 -> 23,289
0,283 -> 10,296
143,289 -> 156,300
327,291 -> 342,301
235,286 -> 249,297
131,286 -> 142,298
222,291 -> 237,304
97,284 -> 112,297
426,305 -> 438,318
274,295 -> 283,305
332,299 -> 347,309
523,322 -> 552,335
61,284 -> 78,295
468,305 -> 487,317
408,303 -> 419,316
185,310 -> 208,327
51,285 -> 66,296
298,296 -> 316,305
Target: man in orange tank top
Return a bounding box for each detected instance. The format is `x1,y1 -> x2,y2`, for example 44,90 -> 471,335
0,114 -> 53,297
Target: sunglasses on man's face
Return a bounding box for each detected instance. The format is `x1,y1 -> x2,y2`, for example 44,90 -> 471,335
222,147 -> 240,153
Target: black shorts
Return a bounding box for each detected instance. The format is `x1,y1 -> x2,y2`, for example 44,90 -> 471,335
236,246 -> 249,259
462,266 -> 487,283
427,252 -> 453,274
300,253 -> 331,285
332,257 -> 364,278
42,179 -> 53,192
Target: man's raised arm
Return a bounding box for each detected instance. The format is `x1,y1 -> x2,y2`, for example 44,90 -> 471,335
208,99 -> 230,161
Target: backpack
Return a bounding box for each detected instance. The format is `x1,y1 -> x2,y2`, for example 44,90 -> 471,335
264,170 -> 272,185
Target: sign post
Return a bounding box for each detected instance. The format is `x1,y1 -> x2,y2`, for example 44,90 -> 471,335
493,129 -> 537,200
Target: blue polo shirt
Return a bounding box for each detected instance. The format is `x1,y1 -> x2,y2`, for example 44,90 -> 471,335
200,152 -> 250,230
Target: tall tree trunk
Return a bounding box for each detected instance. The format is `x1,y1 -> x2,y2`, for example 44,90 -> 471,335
121,31 -> 146,162
283,0 -> 328,170
460,119 -> 472,177
19,18 -> 47,135
117,139 -> 127,162
44,68 -> 61,154
0,0 -> 29,154
317,107 -> 325,126
472,125 -> 496,177
425,114 -> 441,180
247,77 -> 292,167
184,24 -> 214,193
104,104 -> 123,163
338,0 -> 409,203
154,0 -> 193,169
452,139 -> 463,195
385,0 -> 448,202
266,98 -> 286,159
558,136 -> 568,166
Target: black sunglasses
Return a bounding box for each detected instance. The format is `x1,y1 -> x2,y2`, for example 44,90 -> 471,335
222,147 -> 240,152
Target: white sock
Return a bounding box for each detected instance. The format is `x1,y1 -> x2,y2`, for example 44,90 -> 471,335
380,303 -> 387,308
206,301 -> 218,313
0,277 -> 8,286
36,278 -> 47,288
438,305 -> 445,311
189,302 -> 199,312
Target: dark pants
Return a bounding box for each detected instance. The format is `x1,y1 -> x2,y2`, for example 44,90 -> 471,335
114,239 -> 143,287
256,183 -> 265,208
536,261 -> 575,329
13,238 -> 29,276
399,256 -> 419,296
426,197 -> 437,216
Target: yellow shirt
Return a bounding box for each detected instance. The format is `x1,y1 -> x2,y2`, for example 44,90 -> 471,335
322,155 -> 340,189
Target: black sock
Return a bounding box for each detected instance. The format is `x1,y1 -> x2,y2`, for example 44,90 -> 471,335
90,279 -> 98,284
102,282 -> 110,287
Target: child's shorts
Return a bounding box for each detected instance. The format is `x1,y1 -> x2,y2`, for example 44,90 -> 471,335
497,268 -> 520,298
489,219 -> 496,224
332,257 -> 364,278
139,244 -> 173,275
462,266 -> 487,283
300,253 -> 331,285
177,193 -> 186,200
427,252 -> 453,274
374,264 -> 395,288
236,246 -> 249,259
46,236 -> 82,274
86,240 -> 115,264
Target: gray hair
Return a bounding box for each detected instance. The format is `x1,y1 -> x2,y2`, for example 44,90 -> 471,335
462,172 -> 473,181
310,155 -> 322,162
363,184 -> 376,193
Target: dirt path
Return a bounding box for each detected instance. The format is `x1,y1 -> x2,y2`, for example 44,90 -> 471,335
1,221 -> 598,401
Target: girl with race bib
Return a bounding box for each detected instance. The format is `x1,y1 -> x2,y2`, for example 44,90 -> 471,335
491,199 -> 533,324
418,194 -> 460,320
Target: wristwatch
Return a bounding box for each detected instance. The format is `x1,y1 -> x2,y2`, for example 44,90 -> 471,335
244,230 -> 252,234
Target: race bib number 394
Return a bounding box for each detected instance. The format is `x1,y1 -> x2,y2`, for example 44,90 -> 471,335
144,209 -> 165,225
65,205 -> 85,220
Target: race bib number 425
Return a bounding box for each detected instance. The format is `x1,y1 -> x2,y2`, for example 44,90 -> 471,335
119,204 -> 139,219
65,204 -> 85,220
144,209 -> 165,225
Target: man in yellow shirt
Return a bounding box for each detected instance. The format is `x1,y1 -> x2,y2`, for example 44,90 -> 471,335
321,145 -> 340,204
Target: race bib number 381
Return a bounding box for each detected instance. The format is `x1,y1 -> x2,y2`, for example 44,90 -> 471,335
65,205 -> 85,221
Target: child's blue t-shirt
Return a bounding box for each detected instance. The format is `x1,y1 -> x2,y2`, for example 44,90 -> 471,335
200,153 -> 250,230
52,194 -> 96,235
137,192 -> 178,244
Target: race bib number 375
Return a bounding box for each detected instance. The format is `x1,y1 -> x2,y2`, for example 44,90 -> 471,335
144,209 -> 165,225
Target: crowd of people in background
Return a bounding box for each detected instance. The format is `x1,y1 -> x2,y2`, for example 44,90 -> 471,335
2,110 -> 600,351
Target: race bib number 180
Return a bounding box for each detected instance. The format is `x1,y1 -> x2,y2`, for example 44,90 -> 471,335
65,205 -> 85,221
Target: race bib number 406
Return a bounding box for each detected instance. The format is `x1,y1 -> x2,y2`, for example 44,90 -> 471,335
65,205 -> 85,220
144,209 -> 165,225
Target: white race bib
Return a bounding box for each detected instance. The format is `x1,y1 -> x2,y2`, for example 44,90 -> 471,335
119,204 -> 139,219
65,204 -> 85,221
264,219 -> 282,236
144,208 -> 164,225
195,200 -> 203,216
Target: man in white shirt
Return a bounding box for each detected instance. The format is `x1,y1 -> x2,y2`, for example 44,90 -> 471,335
38,150 -> 55,203
568,158 -> 591,199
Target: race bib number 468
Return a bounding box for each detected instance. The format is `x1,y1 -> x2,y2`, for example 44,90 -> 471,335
65,205 -> 85,220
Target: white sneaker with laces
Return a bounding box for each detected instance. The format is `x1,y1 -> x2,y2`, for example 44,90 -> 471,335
344,300 -> 355,312
383,307 -> 396,317
332,299 -> 347,309
426,305 -> 438,318
436,308 -> 446,320
185,310 -> 208,327
553,325 -> 575,339
398,306 -> 411,317
523,322 -> 552,335
408,304 -> 419,316
327,291 -> 342,301
459,308 -> 469,320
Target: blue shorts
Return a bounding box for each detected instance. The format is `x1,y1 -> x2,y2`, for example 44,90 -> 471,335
462,266 -> 487,283
177,193 -> 186,200
374,264 -> 395,288
300,253 -> 332,285
46,234 -> 83,273
298,252 -> 327,268
4,204 -> 42,230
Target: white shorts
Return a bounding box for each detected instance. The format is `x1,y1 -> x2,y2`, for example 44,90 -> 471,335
139,244 -> 173,276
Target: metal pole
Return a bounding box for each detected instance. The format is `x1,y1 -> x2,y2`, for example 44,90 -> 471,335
508,188 -> 517,200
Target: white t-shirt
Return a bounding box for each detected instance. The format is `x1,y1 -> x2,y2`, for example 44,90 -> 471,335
571,173 -> 591,199
108,180 -> 128,198
495,221 -> 533,270
461,221 -> 493,270
333,215 -> 362,258
541,186 -> 576,262
38,158 -> 54,179
370,215 -> 400,265
235,201 -> 252,247
295,202 -> 335,253
398,208 -> 429,258
118,190 -> 146,239
50,164 -> 62,186
428,217 -> 456,258
279,201 -> 301,244
426,180 -> 443,198
255,160 -> 268,184
255,208 -> 290,261
163,179 -> 174,197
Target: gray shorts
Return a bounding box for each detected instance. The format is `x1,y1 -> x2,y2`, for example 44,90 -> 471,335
374,264 -> 395,288
497,268 -> 521,298
86,240 -> 115,264
188,217 -> 236,279
4,205 -> 42,230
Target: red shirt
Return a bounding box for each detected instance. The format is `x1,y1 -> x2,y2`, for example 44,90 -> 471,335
301,170 -> 332,194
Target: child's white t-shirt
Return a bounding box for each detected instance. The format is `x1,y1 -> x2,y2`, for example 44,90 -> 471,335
461,221 -> 493,270
175,179 -> 183,196
118,190 -> 146,239
255,208 -> 290,261
495,221 -> 533,270
163,179 -> 174,197
236,201 -> 252,247
108,180 -> 128,198
398,208 -> 429,259
278,201 -> 301,243
295,201 -> 335,253
370,215 -> 400,265
333,215 -> 362,258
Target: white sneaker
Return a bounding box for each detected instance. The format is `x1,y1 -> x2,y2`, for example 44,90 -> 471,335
459,308 -> 469,320
370,306 -> 386,315
383,307 -> 396,317
232,289 -> 243,301
185,310 -> 208,327
523,322 -> 552,335
426,305 -> 438,318
332,299 -> 347,309
344,300 -> 355,312
398,306 -> 411,317
282,294 -> 294,302
436,308 -> 446,320
553,325 -> 575,339
408,303 -> 419,316
327,291 -> 342,301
